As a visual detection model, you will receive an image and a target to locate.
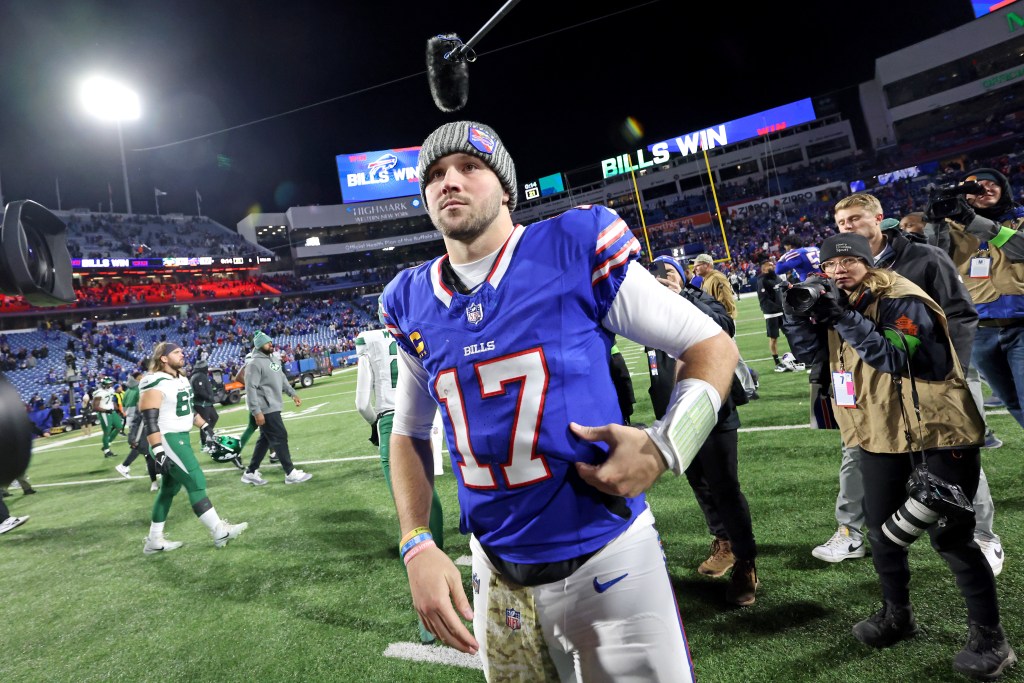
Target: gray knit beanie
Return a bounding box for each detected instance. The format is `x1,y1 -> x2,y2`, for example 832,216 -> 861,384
417,121 -> 517,212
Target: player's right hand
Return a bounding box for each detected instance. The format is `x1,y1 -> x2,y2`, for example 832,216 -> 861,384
406,545 -> 478,654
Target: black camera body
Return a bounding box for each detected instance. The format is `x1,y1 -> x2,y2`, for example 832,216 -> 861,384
882,464 -> 974,547
784,274 -> 840,317
928,180 -> 985,218
0,200 -> 75,486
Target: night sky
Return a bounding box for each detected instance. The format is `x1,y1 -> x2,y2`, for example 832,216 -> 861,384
0,1 -> 975,228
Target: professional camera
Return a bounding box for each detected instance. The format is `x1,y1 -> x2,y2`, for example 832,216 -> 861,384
882,464 -> 974,547
927,180 -> 985,218
783,274 -> 840,317
0,200 -> 75,486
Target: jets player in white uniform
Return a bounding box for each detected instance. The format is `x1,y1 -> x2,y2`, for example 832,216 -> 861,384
139,342 -> 247,554
356,326 -> 445,644
92,377 -> 124,458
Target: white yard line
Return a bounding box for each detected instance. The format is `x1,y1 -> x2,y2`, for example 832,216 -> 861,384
382,643 -> 482,670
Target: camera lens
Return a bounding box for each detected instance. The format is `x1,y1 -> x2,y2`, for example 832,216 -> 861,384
786,286 -> 818,315
24,226 -> 55,293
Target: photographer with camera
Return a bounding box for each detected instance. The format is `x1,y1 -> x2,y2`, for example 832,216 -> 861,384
926,168 -> 1024,431
808,193 -> 1003,577
785,233 -> 1015,680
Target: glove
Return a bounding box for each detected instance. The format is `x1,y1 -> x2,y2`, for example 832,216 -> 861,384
369,421 -> 380,447
200,424 -> 215,448
925,194 -> 975,225
150,444 -> 171,475
810,293 -> 849,326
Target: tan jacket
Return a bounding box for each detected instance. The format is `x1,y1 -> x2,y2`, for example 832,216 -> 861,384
827,276 -> 983,453
700,269 -> 737,319
947,216 -> 1024,308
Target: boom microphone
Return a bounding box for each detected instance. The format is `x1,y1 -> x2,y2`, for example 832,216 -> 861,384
425,0 -> 523,112
427,33 -> 470,113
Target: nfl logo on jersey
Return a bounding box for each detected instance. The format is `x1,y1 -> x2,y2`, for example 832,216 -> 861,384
505,608 -> 522,631
466,302 -> 484,324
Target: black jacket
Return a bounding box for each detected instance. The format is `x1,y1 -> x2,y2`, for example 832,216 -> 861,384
877,228 -> 978,365
757,271 -> 785,315
190,370 -> 216,405
647,284 -> 740,431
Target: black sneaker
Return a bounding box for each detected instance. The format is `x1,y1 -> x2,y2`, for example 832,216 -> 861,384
953,622 -> 1017,681
853,601 -> 919,648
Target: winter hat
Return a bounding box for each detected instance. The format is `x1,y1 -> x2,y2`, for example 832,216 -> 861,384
417,121 -> 518,212
820,233 -> 873,265
653,255 -> 687,283
253,331 -> 273,349
963,167 -> 1013,219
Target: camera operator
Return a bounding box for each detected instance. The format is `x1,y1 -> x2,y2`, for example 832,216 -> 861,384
785,233 -> 1015,680
647,256 -> 759,606
808,193 -> 1003,577
926,168 -> 1024,431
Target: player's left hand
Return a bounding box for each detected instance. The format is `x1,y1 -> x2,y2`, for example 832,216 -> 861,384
292,394 -> 302,407
571,422 -> 668,498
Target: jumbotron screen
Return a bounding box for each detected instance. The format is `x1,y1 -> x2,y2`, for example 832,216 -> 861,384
336,147 -> 421,204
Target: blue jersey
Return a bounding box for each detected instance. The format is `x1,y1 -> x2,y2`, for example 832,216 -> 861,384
775,246 -> 821,282
381,205 -> 645,564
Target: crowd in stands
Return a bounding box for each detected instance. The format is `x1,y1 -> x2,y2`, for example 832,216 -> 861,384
63,212 -> 271,260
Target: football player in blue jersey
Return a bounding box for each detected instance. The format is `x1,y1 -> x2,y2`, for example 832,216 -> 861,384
775,238 -> 821,283
381,121 -> 737,682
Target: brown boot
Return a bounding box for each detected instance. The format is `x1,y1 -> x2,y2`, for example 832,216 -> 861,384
726,558 -> 759,606
698,538 -> 735,578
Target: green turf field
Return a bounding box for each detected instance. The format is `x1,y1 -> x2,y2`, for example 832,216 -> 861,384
4,295 -> 1022,682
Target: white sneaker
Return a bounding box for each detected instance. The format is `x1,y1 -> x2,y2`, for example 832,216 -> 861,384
976,537 -> 1004,577
285,468 -> 313,485
213,520 -> 248,548
0,515 -> 29,535
241,470 -> 268,486
143,536 -> 183,555
115,464 -> 131,478
812,527 -> 866,563
150,480 -> 160,492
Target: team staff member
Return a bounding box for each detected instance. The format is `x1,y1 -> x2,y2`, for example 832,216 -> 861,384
115,370 -> 160,491
93,377 -> 124,458
190,359 -> 219,432
927,167 -> 1024,430
786,234 -> 1014,681
383,121 -> 736,681
356,326 -> 444,644
240,332 -> 311,486
692,253 -> 737,318
140,342 -> 247,554
757,260 -> 792,371
648,255 -> 758,606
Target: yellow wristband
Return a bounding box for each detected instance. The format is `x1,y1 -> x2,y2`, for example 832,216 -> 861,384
400,526 -> 431,548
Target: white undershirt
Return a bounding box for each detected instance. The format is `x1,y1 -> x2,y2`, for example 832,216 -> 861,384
392,260 -> 723,439
448,249 -> 500,292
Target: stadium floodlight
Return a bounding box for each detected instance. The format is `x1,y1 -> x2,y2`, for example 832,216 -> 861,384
80,76 -> 140,215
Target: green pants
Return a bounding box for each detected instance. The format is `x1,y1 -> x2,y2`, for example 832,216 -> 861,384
239,413 -> 258,450
151,432 -> 209,523
98,412 -> 124,450
378,413 -> 444,548
379,413 -> 444,643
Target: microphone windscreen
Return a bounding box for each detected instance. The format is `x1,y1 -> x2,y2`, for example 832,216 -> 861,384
427,34 -> 469,112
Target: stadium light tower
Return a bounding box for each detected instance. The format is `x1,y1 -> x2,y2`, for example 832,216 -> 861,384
80,76 -> 140,215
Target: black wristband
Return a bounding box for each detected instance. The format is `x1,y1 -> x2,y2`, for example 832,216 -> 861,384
142,408 -> 161,436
